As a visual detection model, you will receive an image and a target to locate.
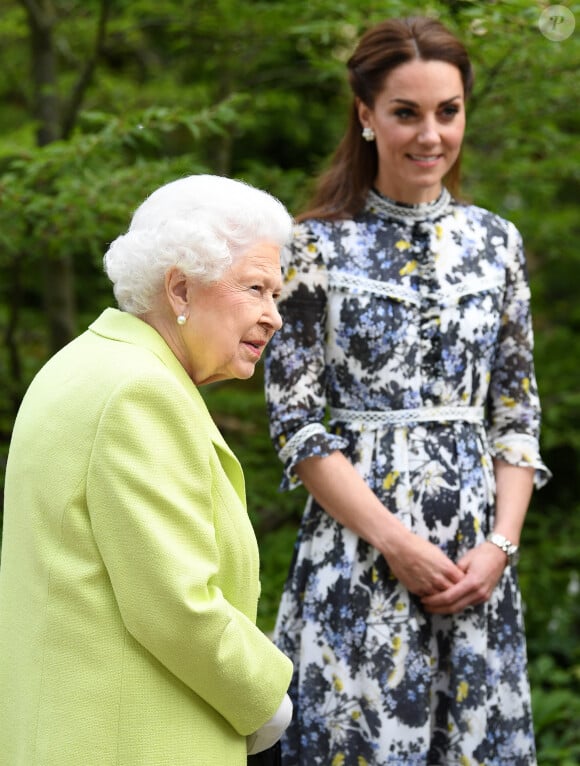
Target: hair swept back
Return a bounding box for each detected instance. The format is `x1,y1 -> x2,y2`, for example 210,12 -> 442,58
298,16 -> 474,222
103,174 -> 292,315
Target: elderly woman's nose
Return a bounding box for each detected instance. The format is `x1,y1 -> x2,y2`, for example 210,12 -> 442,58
264,299 -> 283,331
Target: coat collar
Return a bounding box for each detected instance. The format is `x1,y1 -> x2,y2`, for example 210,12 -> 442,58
88,308 -> 242,480
89,307 -> 192,392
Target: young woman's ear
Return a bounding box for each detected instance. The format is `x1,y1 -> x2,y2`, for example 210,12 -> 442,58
356,97 -> 373,131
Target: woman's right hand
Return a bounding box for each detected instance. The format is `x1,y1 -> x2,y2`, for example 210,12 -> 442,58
381,526 -> 465,598
295,452 -> 464,598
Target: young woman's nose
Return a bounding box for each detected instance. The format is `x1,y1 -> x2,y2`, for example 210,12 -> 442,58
417,116 -> 440,144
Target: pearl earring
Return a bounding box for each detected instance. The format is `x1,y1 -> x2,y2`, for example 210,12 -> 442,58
362,126 -> 376,142
176,314 -> 187,326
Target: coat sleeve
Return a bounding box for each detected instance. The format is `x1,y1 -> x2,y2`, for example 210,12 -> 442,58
86,371 -> 292,735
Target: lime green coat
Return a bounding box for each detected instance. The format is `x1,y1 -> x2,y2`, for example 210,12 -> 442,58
0,308 -> 292,766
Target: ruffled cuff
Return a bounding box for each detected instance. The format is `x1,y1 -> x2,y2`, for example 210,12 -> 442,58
276,423 -> 348,491
489,432 -> 552,488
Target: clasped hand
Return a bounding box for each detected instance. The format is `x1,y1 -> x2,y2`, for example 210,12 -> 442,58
386,532 -> 508,615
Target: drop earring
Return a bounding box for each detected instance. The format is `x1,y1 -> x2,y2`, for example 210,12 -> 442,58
362,126 -> 376,142
176,314 -> 187,326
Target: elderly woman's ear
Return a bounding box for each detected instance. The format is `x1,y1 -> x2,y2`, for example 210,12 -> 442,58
165,267 -> 190,321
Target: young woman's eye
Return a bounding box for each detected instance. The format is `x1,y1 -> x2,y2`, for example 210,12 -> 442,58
441,105 -> 460,119
394,108 -> 415,119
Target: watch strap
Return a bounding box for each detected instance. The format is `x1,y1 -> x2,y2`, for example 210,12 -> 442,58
486,532 -> 520,565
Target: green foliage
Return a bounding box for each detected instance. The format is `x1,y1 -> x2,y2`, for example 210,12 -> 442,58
529,655 -> 580,764
0,95 -> 249,259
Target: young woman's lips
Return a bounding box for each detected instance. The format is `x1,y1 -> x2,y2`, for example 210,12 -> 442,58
408,153 -> 442,166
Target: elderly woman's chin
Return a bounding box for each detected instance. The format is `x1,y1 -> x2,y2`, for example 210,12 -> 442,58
201,352 -> 265,386
237,357 -> 261,380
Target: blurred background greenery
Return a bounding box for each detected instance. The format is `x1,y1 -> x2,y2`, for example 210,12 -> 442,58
0,1 -> 579,762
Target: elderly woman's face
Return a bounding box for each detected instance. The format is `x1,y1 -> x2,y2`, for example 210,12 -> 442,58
181,241 -> 283,385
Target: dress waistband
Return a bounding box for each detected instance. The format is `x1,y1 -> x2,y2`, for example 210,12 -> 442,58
328,405 -> 485,428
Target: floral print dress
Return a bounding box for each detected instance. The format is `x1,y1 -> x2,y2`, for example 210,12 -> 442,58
264,189 -> 550,766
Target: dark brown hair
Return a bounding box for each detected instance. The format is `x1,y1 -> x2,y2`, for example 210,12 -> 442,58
298,17 -> 474,221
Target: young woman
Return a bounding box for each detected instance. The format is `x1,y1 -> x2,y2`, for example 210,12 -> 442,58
265,17 -> 550,766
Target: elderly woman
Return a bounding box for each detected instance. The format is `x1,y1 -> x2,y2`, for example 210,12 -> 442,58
0,175 -> 293,766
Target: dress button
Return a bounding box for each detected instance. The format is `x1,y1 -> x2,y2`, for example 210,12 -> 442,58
432,381 -> 444,396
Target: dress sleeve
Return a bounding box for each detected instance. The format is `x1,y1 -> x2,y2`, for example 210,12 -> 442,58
265,221 -> 348,490
486,221 -> 551,487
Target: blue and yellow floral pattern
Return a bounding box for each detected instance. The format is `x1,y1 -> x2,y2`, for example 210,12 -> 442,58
264,189 -> 550,766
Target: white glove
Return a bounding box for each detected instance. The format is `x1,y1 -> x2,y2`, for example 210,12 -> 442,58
246,693 -> 293,755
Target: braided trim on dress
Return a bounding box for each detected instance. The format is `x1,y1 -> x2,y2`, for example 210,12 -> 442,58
365,187 -> 452,222
440,274 -> 505,302
329,405 -> 485,428
278,423 -> 328,464
329,271 -> 420,305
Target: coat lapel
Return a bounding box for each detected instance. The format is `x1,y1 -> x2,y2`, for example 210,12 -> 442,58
89,308 -> 246,504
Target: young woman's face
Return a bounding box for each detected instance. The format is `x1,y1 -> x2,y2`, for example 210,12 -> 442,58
181,242 -> 283,385
358,59 -> 466,204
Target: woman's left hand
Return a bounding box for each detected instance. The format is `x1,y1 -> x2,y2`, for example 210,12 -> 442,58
420,542 -> 508,614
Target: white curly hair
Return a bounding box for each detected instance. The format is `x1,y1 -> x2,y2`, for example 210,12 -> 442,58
103,174 -> 293,315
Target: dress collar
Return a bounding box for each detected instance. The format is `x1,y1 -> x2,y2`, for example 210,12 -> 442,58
364,187 -> 452,222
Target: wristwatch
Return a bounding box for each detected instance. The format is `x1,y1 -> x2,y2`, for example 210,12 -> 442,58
487,533 -> 520,566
